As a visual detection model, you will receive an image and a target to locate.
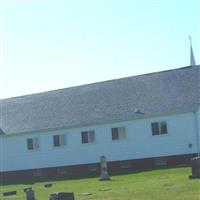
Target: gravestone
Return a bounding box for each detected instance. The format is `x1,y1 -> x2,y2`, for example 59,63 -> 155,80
99,188 -> 112,191
49,192 -> 74,200
99,155 -> 110,181
49,193 -> 58,200
26,188 -> 36,200
58,192 -> 74,200
189,156 -> 200,178
44,183 -> 53,188
3,191 -> 17,196
80,192 -> 92,196
24,187 -> 32,193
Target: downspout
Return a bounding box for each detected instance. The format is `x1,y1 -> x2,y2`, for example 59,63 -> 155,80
194,109 -> 200,157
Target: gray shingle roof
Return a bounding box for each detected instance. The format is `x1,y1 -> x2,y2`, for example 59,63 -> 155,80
0,66 -> 199,135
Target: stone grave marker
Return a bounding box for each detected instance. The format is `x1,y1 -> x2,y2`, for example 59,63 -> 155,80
49,192 -> 75,200
49,193 -> 58,200
80,192 -> 92,196
24,187 -> 32,192
25,188 -> 36,200
99,155 -> 110,181
189,156 -> 200,179
3,191 -> 17,196
44,183 -> 53,188
58,192 -> 75,200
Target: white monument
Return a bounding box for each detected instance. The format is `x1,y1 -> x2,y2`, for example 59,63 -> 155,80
99,155 -> 110,181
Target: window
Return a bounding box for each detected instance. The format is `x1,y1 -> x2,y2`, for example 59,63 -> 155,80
88,164 -> 97,172
53,134 -> 66,147
151,121 -> 168,135
120,160 -> 131,169
155,157 -> 167,166
81,130 -> 95,144
27,138 -> 39,150
57,168 -> 67,175
33,169 -> 42,177
111,127 -> 126,140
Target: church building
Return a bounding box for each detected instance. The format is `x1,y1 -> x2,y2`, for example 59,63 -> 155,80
0,65 -> 199,181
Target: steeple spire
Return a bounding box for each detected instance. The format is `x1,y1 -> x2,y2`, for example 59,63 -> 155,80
189,35 -> 196,66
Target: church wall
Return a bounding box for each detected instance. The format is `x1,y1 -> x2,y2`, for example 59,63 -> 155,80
0,111 -> 198,173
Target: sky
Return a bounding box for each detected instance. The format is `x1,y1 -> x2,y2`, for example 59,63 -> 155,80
0,0 -> 199,98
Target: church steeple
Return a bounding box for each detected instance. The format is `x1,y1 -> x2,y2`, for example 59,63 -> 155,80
189,35 -> 196,66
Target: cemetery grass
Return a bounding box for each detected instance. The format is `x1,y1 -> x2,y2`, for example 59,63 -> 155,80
0,167 -> 199,200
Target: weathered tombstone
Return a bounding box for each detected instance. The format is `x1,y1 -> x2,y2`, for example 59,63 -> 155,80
189,156 -> 200,178
58,192 -> 75,200
49,193 -> 58,200
24,187 -> 32,193
80,192 -> 92,196
26,188 -> 36,200
44,183 -> 53,188
49,192 -> 75,200
99,188 -> 112,191
99,155 -> 110,181
3,191 -> 17,196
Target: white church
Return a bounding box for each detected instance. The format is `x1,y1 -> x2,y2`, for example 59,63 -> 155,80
0,45 -> 199,181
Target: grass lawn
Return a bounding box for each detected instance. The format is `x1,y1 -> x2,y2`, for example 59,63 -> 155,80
0,167 -> 199,200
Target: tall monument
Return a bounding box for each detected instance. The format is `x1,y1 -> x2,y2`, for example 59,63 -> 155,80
99,155 -> 110,181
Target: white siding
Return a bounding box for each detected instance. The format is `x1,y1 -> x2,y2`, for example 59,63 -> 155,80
0,112 -> 198,172
195,106 -> 200,155
199,106 -> 200,153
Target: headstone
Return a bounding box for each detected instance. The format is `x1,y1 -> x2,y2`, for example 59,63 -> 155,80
26,188 -> 36,200
44,183 -> 53,188
3,191 -> 17,196
49,193 -> 58,200
189,156 -> 200,178
58,192 -> 75,200
99,155 -> 110,181
24,187 -> 32,192
80,192 -> 92,196
99,188 -> 112,191
49,192 -> 75,200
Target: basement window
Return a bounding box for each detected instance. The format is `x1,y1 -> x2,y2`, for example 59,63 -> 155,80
57,168 -> 67,175
151,121 -> 168,135
155,157 -> 167,166
120,160 -> 131,169
33,169 -> 42,177
88,164 -> 97,172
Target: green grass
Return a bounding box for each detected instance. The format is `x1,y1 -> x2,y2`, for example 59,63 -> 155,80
0,167 -> 199,200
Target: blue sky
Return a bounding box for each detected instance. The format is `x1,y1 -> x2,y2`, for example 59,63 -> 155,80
0,0 -> 199,98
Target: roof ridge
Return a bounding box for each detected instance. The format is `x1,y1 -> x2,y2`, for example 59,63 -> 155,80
1,65 -> 199,100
